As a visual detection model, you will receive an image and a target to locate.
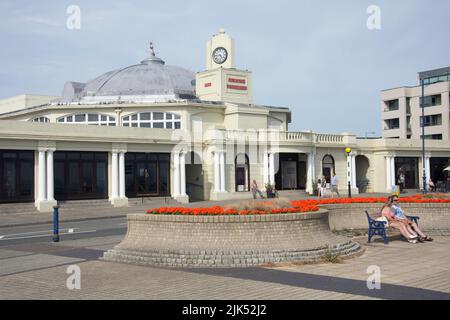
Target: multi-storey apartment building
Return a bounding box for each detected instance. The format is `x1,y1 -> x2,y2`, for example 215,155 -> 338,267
381,66 -> 450,141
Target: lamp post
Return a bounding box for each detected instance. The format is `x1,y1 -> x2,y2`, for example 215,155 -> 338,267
420,78 -> 427,194
345,147 -> 352,198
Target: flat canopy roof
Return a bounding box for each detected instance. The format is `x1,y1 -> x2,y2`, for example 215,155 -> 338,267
418,66 -> 450,80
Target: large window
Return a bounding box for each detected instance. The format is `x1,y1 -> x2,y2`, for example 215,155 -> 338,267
422,95 -> 442,107
385,99 -> 399,111
0,151 -> 34,203
385,118 -> 400,130
31,117 -> 50,123
420,114 -> 442,127
122,112 -> 181,129
54,152 -> 108,201
423,74 -> 450,85
57,113 -> 116,126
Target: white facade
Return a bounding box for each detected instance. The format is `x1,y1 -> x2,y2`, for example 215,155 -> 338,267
1,30 -> 449,212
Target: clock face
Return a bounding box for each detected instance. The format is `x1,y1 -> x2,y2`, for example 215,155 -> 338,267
212,47 -> 228,64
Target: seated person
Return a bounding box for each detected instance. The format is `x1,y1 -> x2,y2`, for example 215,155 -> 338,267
381,196 -> 418,243
428,179 -> 436,192
391,196 -> 433,242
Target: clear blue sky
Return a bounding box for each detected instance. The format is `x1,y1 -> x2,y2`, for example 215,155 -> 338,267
0,0 -> 449,136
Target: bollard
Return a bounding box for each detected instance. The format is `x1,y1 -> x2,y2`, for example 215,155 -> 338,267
53,205 -> 60,242
348,181 -> 352,198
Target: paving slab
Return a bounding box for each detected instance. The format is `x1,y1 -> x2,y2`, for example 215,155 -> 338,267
0,254 -> 84,276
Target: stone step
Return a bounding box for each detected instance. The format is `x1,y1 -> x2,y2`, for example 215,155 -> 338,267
102,240 -> 363,268
0,203 -> 38,214
128,197 -> 178,206
57,199 -> 112,208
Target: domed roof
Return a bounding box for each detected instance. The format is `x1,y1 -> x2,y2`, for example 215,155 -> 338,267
60,45 -> 196,103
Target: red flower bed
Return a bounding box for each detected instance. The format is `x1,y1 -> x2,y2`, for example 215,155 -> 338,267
147,204 -> 320,216
291,194 -> 450,208
147,195 -> 449,216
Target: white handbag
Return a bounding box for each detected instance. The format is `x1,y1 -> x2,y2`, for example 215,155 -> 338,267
375,216 -> 389,228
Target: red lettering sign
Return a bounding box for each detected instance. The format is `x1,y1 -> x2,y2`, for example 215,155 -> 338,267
228,78 -> 246,84
227,85 -> 247,91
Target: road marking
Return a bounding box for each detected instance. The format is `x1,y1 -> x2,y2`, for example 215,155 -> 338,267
68,228 -> 74,233
0,230 -> 97,241
0,236 -> 4,240
0,228 -> 80,238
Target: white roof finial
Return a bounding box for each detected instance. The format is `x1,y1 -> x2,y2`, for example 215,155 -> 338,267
219,28 -> 225,34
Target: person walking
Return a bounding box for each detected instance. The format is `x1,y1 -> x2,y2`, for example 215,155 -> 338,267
251,180 -> 264,199
398,170 -> 406,193
330,172 -> 340,198
318,176 -> 327,198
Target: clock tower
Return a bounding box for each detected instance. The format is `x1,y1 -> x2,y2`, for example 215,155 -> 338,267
206,28 -> 235,70
196,29 -> 253,104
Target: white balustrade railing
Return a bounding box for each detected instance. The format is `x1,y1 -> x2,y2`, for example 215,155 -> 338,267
219,130 -> 346,145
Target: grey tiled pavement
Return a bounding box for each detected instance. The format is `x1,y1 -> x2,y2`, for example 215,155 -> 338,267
0,235 -> 449,300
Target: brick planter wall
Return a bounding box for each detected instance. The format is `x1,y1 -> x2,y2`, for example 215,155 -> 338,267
102,210 -> 363,268
325,203 -> 450,232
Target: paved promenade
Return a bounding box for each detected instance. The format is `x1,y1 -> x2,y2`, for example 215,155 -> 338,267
0,234 -> 449,300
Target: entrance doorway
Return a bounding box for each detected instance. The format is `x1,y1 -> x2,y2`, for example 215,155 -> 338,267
395,157 -> 419,189
125,153 -> 170,198
430,157 -> 450,189
356,155 -> 370,193
275,153 -> 305,190
185,152 -> 204,202
235,154 -> 250,192
0,150 -> 34,203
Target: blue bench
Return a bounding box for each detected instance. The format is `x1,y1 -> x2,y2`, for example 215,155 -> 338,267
365,210 -> 420,244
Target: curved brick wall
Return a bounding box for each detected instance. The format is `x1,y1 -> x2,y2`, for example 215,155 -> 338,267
102,210 -> 363,268
325,203 -> 450,231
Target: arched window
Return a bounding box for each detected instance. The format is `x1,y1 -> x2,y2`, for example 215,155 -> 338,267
322,155 -> 335,184
31,116 -> 50,123
235,154 -> 250,192
121,112 -> 181,129
57,113 -> 116,126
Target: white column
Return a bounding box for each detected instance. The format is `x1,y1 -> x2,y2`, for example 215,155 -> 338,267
263,152 -> 269,186
119,152 -> 126,198
351,154 -> 357,189
220,152 -> 226,192
306,153 -> 314,194
425,156 -> 431,182
390,156 -> 396,188
269,153 -> 275,186
180,152 -> 186,196
173,152 -> 180,196
214,151 -> 220,192
346,154 -> 352,188
46,150 -> 54,201
386,156 -> 392,192
311,152 -> 316,186
111,151 -> 118,199
38,150 -> 47,202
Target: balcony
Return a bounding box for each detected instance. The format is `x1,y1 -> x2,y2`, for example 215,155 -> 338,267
219,130 -> 348,145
